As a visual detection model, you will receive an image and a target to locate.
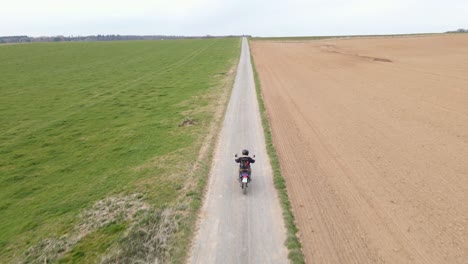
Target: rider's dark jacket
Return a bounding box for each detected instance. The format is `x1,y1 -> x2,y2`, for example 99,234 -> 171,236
235,156 -> 255,170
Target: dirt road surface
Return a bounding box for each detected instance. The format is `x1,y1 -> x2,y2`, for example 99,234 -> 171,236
188,38 -> 288,264
251,34 -> 468,264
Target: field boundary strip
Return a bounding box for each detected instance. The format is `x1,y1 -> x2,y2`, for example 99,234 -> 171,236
249,39 -> 305,264
180,38 -> 243,263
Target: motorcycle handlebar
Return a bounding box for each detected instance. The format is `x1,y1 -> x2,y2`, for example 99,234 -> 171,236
234,154 -> 256,158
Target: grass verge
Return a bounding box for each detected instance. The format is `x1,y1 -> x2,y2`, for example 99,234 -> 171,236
170,43 -> 241,263
249,40 -> 305,263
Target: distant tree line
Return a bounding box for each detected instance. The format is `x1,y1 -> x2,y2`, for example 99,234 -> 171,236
445,28 -> 468,33
0,34 -> 250,44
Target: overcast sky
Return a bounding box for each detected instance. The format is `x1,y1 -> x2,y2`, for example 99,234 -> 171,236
1,0 -> 468,37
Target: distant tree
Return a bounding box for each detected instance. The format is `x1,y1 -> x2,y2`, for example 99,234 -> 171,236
446,28 -> 467,33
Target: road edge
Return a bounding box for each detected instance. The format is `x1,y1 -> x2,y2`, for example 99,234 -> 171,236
182,38 -> 242,263
249,39 -> 306,264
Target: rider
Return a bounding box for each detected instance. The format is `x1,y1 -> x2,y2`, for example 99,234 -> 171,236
235,149 -> 255,181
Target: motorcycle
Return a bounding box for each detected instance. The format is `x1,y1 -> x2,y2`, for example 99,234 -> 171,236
234,154 -> 255,194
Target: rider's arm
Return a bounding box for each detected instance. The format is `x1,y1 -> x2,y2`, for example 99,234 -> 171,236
250,157 -> 255,163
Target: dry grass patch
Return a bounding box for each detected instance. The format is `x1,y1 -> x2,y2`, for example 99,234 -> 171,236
21,194 -> 148,263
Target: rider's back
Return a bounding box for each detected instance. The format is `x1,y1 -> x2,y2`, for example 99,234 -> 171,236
236,156 -> 255,170
239,157 -> 251,169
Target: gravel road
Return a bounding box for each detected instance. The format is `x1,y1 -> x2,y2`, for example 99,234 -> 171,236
188,37 -> 288,264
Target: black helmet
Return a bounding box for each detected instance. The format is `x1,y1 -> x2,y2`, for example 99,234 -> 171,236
242,149 -> 249,155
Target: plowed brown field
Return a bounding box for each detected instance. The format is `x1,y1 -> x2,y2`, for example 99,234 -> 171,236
251,35 -> 468,264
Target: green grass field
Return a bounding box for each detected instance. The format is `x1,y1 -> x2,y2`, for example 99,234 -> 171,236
0,38 -> 240,263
